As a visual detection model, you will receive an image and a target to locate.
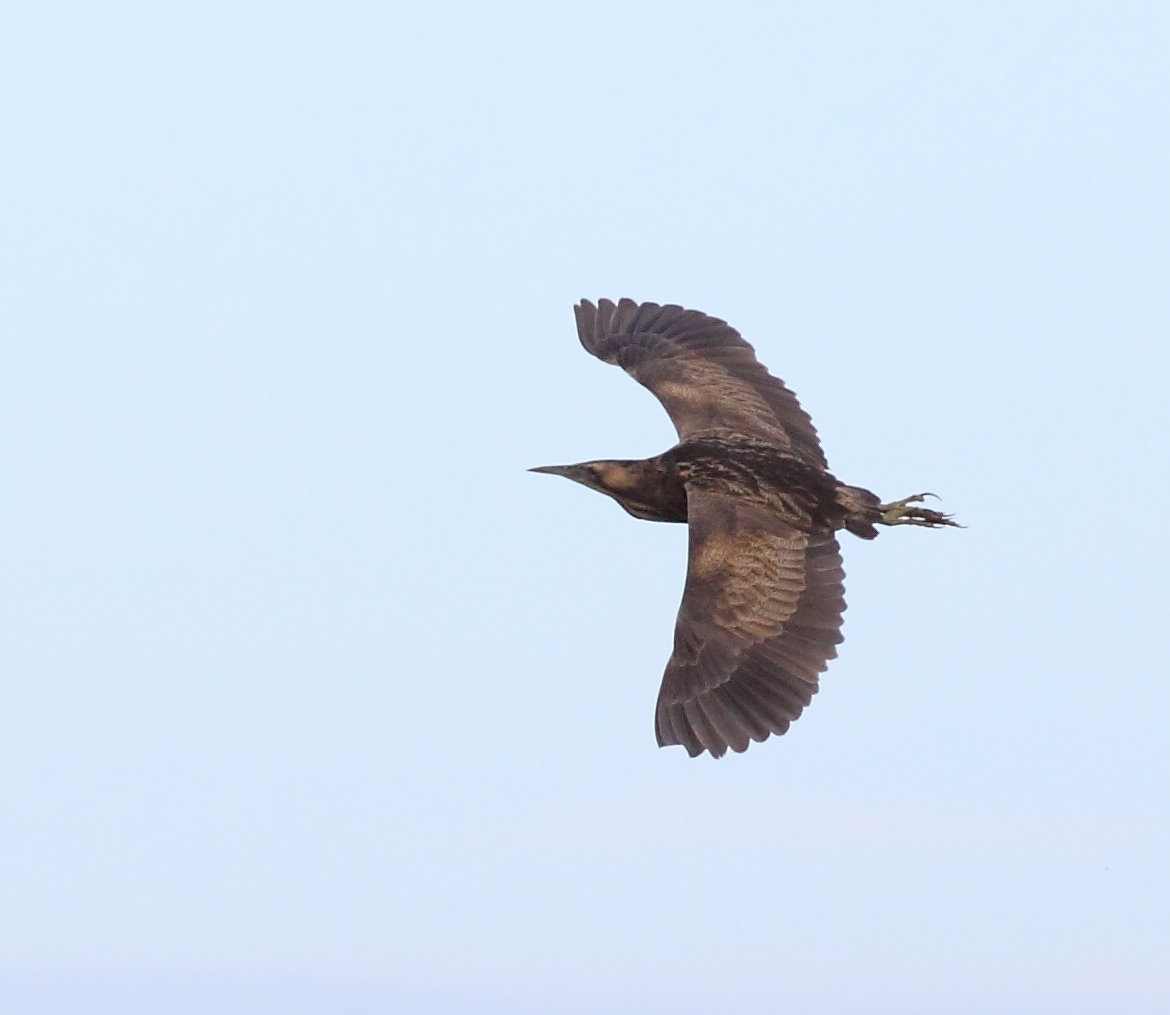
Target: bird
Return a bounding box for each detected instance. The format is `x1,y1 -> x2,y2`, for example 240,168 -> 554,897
531,299 -> 958,758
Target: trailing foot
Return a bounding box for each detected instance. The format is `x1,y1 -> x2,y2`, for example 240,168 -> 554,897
878,493 -> 961,528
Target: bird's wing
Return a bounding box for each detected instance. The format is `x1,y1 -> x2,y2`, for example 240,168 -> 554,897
656,489 -> 846,758
575,298 -> 827,470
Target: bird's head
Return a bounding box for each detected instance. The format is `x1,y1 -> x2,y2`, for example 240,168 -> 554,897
528,460 -> 643,498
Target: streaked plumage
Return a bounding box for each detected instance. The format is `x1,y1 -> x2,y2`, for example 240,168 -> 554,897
532,299 -> 957,758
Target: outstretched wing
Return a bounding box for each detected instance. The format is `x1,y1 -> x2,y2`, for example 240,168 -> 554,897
575,298 -> 827,470
656,489 -> 846,758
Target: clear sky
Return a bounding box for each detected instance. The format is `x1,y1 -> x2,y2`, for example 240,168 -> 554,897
2,3 -> 1168,1013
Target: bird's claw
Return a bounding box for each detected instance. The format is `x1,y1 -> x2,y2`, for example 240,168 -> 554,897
878,493 -> 962,528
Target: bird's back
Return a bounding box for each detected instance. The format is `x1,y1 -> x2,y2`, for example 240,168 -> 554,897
663,436 -> 846,535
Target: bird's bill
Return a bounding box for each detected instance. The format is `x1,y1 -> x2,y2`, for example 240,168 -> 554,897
528,464 -> 577,477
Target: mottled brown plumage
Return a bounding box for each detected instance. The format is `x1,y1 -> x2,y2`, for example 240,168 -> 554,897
532,299 -> 957,758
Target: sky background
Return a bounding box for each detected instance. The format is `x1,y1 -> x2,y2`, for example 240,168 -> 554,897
2,3 -> 1169,1013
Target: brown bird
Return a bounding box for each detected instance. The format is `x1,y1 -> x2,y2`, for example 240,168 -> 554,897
532,299 -> 957,758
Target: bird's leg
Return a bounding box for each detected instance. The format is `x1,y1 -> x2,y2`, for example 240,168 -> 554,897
877,493 -> 961,528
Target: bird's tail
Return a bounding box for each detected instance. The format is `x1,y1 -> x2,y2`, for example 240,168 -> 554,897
835,484 -> 882,539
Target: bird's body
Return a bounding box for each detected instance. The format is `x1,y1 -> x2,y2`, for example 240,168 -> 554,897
542,437 -> 882,535
533,299 -> 956,758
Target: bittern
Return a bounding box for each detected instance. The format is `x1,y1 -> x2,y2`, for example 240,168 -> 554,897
532,299 -> 957,758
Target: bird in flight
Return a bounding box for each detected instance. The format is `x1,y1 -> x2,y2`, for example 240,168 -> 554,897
532,299 -> 957,758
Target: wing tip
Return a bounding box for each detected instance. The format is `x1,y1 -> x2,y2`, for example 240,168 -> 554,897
577,297 -> 741,363
574,298 -> 612,362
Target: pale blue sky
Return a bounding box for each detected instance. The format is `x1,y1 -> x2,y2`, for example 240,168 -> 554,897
2,3 -> 1169,1013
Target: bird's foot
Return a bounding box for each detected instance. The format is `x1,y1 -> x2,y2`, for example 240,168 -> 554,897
877,493 -> 962,528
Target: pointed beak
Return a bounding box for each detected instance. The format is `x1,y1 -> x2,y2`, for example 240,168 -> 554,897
528,465 -> 575,478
